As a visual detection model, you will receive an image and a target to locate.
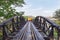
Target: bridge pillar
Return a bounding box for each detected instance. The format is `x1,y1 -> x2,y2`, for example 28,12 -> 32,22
39,17 -> 42,30
16,16 -> 19,29
58,28 -> 60,40
43,19 -> 46,33
49,27 -> 54,40
12,18 -> 16,32
16,16 -> 20,30
20,16 -> 26,28
3,24 -> 8,40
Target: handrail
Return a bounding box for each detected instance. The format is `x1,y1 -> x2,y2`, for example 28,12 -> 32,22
34,16 -> 60,40
0,16 -> 26,40
40,16 -> 60,29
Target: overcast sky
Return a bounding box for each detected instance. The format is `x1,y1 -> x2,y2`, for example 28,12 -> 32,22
15,0 -> 60,17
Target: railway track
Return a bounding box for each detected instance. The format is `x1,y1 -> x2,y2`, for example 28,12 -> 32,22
11,21 -> 44,40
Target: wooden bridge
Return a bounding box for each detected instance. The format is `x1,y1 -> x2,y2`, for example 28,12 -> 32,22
0,16 -> 60,40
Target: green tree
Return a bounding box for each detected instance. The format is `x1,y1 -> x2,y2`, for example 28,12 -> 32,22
16,11 -> 24,16
54,9 -> 60,19
0,0 -> 25,19
54,9 -> 60,25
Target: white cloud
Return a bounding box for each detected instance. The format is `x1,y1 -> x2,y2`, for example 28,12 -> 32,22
15,4 -> 32,12
15,0 -> 60,17
15,5 -> 55,17
22,6 -> 55,17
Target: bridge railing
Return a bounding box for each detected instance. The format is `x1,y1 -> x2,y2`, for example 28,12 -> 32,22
34,16 -> 60,40
0,16 -> 26,40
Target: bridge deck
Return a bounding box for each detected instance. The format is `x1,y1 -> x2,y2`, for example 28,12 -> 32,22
11,21 -> 45,40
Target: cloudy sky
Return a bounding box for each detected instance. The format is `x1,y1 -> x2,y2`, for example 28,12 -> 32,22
15,0 -> 60,17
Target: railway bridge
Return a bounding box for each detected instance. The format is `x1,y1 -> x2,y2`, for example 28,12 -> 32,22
0,16 -> 60,40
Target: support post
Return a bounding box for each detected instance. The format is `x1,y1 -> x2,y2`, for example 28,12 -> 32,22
12,18 -> 16,32
49,27 -> 54,40
3,24 -> 7,40
58,28 -> 60,40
